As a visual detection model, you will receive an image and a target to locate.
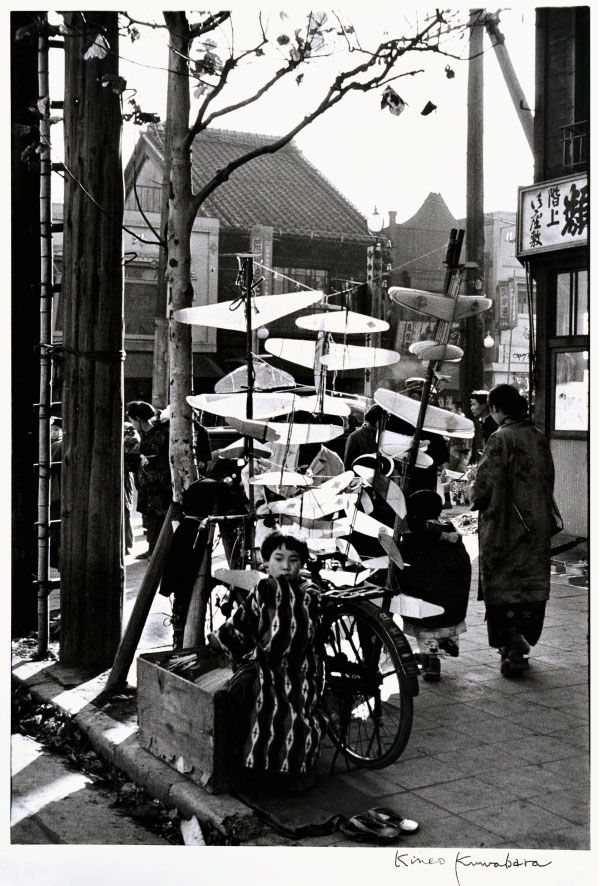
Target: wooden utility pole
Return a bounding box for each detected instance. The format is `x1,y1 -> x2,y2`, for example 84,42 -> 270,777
11,11 -> 41,636
60,12 -> 124,671
460,8 -> 486,407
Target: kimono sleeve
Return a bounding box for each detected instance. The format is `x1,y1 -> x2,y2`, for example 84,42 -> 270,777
208,585 -> 261,665
469,431 -> 507,512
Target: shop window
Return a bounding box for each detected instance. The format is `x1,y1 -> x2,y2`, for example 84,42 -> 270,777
553,350 -> 588,432
550,268 -> 589,436
555,269 -> 588,335
272,267 -> 329,294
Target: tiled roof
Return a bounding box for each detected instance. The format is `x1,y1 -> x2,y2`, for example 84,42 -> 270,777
135,124 -> 370,242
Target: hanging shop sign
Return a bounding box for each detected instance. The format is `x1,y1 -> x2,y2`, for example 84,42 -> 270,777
496,280 -> 518,331
517,173 -> 588,258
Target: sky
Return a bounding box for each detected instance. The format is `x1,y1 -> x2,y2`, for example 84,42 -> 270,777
42,4 -> 542,225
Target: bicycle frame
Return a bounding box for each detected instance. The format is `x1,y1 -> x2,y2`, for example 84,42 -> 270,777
320,587 -> 420,698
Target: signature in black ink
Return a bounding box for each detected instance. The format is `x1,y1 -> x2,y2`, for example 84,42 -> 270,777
454,851 -> 552,886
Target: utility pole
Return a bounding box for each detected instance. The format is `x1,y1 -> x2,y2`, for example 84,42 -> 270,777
460,8 -> 486,407
60,12 -> 124,671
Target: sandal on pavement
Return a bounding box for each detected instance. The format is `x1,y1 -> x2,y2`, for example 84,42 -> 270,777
338,813 -> 403,844
366,807 -> 419,834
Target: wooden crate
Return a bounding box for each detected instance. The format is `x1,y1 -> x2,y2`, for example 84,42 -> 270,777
137,649 -> 233,794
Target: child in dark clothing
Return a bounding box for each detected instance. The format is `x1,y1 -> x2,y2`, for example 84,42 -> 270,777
399,490 -> 471,682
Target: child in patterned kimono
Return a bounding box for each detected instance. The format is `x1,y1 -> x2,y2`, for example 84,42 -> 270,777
208,533 -> 326,789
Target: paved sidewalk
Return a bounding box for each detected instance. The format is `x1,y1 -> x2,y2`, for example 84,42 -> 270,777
12,529 -> 590,849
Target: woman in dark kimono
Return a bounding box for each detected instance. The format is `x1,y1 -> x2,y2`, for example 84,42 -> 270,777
469,385 -> 555,676
126,401 -> 172,558
208,533 -> 326,786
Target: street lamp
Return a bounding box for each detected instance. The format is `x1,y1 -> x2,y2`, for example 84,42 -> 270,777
483,331 -> 495,348
367,206 -> 385,236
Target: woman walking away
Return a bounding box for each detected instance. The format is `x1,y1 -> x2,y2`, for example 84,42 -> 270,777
208,532 -> 326,791
469,384 -> 556,677
126,400 -> 172,559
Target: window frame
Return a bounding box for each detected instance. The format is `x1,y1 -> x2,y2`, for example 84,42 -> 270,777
547,266 -> 589,439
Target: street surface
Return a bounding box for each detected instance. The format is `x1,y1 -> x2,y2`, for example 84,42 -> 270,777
11,733 -> 170,845
18,505 -> 589,849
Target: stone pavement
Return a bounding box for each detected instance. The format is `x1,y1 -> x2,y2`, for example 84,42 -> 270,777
12,522 -> 590,850
11,733 -> 170,845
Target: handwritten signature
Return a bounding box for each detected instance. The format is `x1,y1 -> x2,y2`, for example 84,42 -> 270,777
394,851 -> 552,885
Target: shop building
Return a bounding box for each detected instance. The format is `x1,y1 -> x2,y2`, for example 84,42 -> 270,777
515,7 -> 589,536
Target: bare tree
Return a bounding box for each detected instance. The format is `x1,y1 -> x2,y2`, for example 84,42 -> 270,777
134,9 -> 469,501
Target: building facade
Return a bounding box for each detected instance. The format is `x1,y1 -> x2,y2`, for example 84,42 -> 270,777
515,7 -> 589,536
51,127 -> 372,405
383,194 -> 533,405
122,126 -> 372,402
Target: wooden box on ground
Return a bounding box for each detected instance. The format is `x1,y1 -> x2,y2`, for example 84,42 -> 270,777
137,649 -> 233,794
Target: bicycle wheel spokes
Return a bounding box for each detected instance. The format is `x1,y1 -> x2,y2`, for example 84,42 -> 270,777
323,600 -> 413,769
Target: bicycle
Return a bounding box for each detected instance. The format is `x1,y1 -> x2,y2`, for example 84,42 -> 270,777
317,581 -> 420,770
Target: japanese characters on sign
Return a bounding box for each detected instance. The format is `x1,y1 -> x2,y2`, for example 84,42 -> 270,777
496,280 -> 518,331
517,174 -> 588,257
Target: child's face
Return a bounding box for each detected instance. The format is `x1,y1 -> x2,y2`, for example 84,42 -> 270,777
265,545 -> 303,581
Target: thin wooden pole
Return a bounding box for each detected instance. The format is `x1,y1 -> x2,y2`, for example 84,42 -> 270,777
104,505 -> 174,692
386,229 -> 465,590
36,25 -> 52,658
243,257 -> 257,566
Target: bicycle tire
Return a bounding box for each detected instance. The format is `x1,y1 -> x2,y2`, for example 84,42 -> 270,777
321,598 -> 413,769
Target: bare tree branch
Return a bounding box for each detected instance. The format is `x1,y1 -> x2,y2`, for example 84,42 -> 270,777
186,11 -> 451,218
197,58 -> 301,135
190,35 -> 270,135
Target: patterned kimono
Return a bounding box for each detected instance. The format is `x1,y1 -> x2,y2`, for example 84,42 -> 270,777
469,418 -> 555,647
210,577 -> 326,775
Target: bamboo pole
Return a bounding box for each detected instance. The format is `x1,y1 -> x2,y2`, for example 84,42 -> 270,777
243,256 -> 257,566
104,505 -> 174,692
36,25 -> 52,658
386,229 -> 465,590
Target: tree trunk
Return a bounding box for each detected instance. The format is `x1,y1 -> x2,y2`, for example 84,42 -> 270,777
60,11 -> 124,671
164,13 -> 198,502
151,61 -> 175,410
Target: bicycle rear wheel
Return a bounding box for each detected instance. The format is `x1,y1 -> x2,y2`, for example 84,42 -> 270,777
322,598 -> 413,769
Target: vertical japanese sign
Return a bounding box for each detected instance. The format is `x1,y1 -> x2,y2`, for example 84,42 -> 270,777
250,225 -> 273,296
517,174 -> 588,257
496,280 -> 518,330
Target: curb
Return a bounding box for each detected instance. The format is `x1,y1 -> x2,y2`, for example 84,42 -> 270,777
11,657 -> 270,844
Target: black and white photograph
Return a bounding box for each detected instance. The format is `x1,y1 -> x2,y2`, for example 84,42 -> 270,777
8,2 -> 593,883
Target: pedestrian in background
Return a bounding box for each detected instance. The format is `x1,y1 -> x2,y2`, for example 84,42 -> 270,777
126,400 -> 172,559
470,390 -> 497,459
343,403 -> 379,470
123,420 -> 141,554
469,384 -> 555,677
